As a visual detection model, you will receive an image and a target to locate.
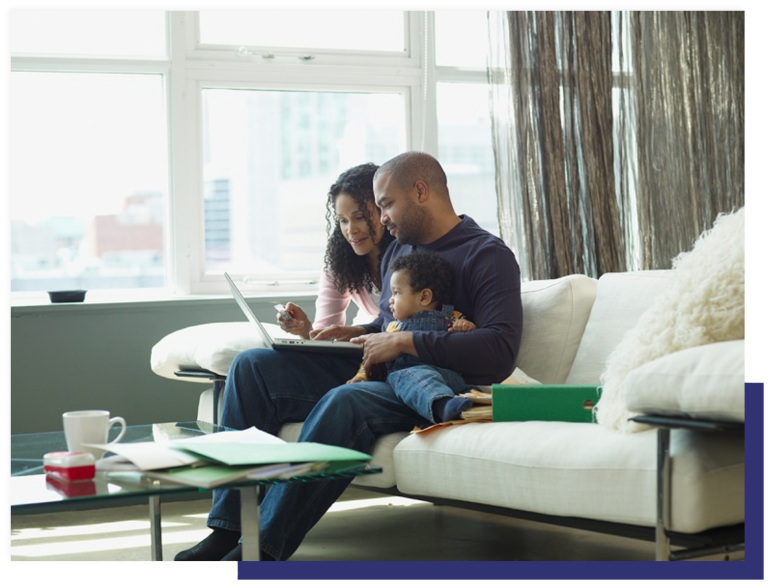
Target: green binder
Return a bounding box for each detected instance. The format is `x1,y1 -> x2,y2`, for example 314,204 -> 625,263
491,384 -> 602,423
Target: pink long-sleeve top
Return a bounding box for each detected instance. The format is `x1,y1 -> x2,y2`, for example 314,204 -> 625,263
312,268 -> 381,330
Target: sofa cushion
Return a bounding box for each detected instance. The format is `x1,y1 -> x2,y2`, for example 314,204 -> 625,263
624,340 -> 745,423
516,275 -> 598,384
393,421 -> 744,533
566,270 -> 673,384
151,322 -> 290,379
595,208 -> 745,432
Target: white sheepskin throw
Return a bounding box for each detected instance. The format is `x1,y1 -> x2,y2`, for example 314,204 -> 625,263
594,207 -> 745,433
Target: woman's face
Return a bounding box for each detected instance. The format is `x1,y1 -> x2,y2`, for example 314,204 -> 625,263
334,192 -> 385,257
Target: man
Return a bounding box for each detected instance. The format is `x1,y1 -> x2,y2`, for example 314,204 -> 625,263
175,151 -> 523,562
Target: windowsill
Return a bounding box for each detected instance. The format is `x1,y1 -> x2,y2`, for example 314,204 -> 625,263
10,289 -> 318,313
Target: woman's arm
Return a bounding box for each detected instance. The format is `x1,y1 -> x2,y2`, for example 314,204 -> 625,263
311,268 -> 353,330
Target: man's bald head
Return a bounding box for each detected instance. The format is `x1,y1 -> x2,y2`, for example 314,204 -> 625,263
374,151 -> 450,202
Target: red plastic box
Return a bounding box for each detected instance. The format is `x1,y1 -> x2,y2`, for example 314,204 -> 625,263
43,451 -> 96,482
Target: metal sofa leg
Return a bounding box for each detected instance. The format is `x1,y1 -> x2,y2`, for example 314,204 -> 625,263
212,379 -> 224,426
655,428 -> 672,561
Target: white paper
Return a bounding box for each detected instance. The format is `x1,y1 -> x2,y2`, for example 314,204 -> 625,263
86,441 -> 203,471
170,426 -> 286,447
89,427 -> 285,472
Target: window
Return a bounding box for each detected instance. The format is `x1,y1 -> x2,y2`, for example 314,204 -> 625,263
10,9 -> 168,294
10,9 -> 166,57
199,10 -> 405,53
202,88 -> 406,275
10,10 -> 497,297
434,11 -> 498,237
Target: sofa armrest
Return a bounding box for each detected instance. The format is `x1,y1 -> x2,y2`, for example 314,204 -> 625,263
151,321 -> 292,379
623,340 -> 745,423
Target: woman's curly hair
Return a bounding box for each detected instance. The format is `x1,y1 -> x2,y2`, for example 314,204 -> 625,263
324,163 -> 394,294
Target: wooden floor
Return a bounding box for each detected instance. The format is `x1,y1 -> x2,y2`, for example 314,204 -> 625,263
10,487 -> 654,562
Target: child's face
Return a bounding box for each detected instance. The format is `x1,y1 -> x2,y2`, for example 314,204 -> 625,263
389,270 -> 429,321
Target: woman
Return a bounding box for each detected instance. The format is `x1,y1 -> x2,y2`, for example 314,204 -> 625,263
277,162 -> 394,340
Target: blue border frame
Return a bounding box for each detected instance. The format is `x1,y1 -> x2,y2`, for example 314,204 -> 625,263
239,383 -> 762,580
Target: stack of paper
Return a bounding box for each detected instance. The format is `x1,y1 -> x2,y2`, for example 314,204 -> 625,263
90,427 -> 371,489
145,461 -> 326,489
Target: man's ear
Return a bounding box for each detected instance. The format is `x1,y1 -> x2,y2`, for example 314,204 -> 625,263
419,288 -> 434,307
414,180 -> 429,203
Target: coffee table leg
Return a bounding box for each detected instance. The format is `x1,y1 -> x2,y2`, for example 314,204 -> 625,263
238,486 -> 260,561
149,495 -> 163,561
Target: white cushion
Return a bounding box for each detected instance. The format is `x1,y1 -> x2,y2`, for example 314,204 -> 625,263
151,322 -> 290,379
595,209 -> 745,432
566,270 -> 673,384
624,340 -> 745,422
393,420 -> 744,533
516,275 -> 598,384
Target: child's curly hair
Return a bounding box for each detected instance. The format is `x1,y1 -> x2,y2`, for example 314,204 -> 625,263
390,249 -> 454,306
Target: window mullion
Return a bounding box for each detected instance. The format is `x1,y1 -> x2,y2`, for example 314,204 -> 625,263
167,11 -> 203,295
417,11 -> 438,155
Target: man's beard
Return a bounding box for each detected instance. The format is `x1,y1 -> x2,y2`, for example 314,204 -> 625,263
393,203 -> 431,245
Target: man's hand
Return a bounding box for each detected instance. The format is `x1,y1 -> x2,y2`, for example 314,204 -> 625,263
309,324 -> 367,342
350,331 -> 416,377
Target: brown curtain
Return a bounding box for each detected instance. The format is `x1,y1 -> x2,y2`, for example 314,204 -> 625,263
488,11 -> 744,280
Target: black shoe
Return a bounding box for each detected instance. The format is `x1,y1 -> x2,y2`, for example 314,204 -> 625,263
221,544 -> 277,561
174,528 -> 241,561
221,544 -> 242,561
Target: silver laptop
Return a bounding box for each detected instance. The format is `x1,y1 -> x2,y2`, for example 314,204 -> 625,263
224,272 -> 364,357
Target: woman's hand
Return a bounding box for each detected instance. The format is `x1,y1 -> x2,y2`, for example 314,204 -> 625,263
277,302 -> 312,340
309,324 -> 367,342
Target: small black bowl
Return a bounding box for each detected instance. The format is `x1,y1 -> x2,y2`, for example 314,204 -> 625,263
48,290 -> 87,303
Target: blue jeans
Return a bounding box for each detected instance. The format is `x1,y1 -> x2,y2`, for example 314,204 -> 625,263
385,355 -> 468,423
207,348 -> 432,561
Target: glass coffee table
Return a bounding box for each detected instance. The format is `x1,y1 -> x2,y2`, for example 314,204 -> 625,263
11,420 -> 381,561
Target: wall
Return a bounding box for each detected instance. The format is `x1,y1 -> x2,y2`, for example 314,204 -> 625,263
10,294 -> 317,434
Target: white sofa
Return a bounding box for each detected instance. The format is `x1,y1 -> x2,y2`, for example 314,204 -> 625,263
151,269 -> 745,561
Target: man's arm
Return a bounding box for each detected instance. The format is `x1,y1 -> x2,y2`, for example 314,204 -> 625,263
353,242 -> 522,384
412,243 -> 522,384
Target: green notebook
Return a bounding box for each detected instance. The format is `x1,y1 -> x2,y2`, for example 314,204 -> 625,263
491,384 -> 602,423
171,440 -> 371,467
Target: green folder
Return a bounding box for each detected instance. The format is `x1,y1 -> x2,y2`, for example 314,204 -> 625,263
491,384 -> 602,423
171,440 -> 371,466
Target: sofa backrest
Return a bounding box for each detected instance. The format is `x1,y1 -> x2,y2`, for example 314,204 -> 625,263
515,274 -> 598,384
565,270 -> 673,384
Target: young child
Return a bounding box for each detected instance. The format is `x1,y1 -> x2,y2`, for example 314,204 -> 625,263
348,249 -> 477,423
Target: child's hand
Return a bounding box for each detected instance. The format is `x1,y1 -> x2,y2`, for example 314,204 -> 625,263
365,362 -> 388,382
347,375 -> 367,384
449,318 -> 477,332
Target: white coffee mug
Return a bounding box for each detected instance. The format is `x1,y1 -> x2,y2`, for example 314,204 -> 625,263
62,410 -> 127,460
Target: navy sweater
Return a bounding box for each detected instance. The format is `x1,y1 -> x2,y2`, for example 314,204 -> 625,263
362,215 -> 523,385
